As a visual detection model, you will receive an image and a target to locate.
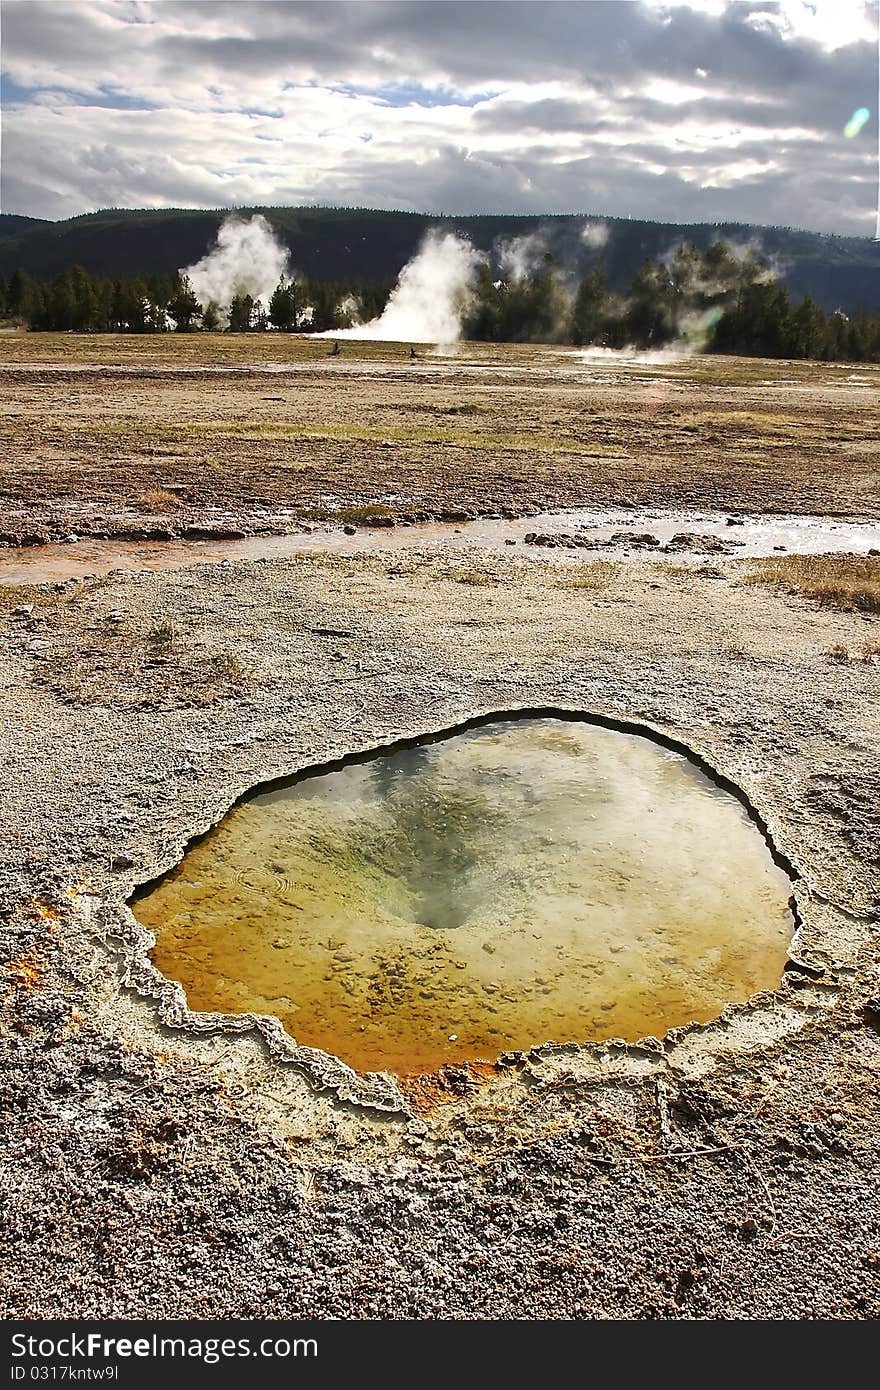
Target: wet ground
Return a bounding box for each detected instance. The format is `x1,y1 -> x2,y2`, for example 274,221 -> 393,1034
2,507 -> 880,586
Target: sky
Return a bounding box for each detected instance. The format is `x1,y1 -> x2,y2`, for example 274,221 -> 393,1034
0,0 -> 878,236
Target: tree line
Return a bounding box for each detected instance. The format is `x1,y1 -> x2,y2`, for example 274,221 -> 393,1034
0,266 -> 388,335
2,242 -> 879,360
463,240 -> 880,361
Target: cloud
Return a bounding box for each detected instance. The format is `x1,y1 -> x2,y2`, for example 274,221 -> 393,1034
0,0 -> 876,236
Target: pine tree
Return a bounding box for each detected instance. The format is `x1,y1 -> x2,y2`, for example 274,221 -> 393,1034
228,293 -> 255,331
570,266 -> 608,345
7,267 -> 33,319
268,277 -> 298,330
168,274 -> 201,332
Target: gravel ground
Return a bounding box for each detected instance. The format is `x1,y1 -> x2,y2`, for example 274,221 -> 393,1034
1,545 -> 879,1320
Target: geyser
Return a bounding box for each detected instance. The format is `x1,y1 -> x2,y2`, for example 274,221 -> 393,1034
321,229 -> 484,344
182,214 -> 290,324
134,716 -> 794,1075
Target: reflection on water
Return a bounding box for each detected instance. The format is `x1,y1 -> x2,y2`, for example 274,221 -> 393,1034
135,718 -> 794,1074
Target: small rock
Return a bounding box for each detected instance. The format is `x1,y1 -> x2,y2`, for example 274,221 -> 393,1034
110,853 -> 135,871
343,524 -> 356,536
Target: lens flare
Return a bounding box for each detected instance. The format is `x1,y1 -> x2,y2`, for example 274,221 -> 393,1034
844,107 -> 870,138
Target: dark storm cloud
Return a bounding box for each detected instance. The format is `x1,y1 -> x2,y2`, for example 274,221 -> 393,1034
471,95 -> 806,136
0,0 -> 876,235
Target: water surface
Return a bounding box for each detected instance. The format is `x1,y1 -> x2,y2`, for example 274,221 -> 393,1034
135,718 -> 793,1073
2,508 -> 878,585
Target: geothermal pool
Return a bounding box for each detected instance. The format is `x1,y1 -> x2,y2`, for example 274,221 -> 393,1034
134,717 -> 794,1074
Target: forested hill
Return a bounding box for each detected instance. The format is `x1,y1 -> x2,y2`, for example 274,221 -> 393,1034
1,205 -> 879,314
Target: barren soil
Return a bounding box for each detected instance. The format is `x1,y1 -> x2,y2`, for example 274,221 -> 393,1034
1,335 -> 878,542
1,336 -> 879,1321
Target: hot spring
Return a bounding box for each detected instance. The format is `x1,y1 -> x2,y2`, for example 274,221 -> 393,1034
133,717 -> 794,1074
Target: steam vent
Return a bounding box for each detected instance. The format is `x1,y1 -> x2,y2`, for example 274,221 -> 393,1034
134,717 -> 794,1074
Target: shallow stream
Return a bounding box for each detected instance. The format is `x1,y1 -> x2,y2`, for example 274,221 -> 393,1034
1,508 -> 878,586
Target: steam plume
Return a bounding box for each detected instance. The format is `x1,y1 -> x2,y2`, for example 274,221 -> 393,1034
723,237 -> 787,285
183,214 -> 289,321
581,221 -> 609,249
497,229 -> 548,283
573,235 -> 780,359
326,230 -> 484,343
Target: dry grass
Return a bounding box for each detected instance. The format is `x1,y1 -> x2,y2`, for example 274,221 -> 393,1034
823,640 -> 880,664
62,411 -> 619,457
148,619 -> 176,650
451,568 -> 500,586
139,487 -> 183,511
209,648 -> 247,683
825,643 -> 851,662
552,561 -> 618,590
339,503 -> 396,525
745,554 -> 880,614
0,584 -> 42,613
33,610 -> 252,709
3,335 -> 878,531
